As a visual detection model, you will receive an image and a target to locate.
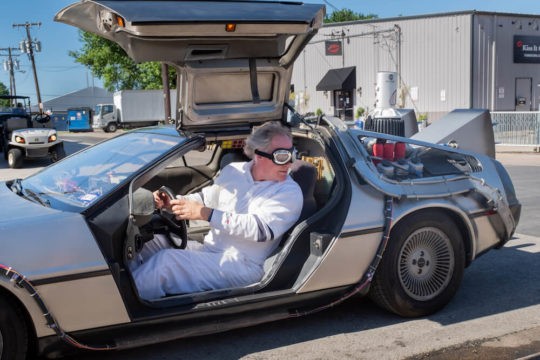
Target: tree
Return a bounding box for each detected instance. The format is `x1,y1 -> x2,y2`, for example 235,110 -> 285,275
324,8 -> 377,23
69,31 -> 176,91
0,82 -> 9,107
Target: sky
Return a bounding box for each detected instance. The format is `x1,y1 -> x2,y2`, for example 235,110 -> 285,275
1,0 -> 539,107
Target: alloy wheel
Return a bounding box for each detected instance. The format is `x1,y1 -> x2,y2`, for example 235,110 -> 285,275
398,226 -> 455,301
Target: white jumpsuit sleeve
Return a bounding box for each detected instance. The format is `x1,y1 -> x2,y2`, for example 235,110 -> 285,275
208,167 -> 302,243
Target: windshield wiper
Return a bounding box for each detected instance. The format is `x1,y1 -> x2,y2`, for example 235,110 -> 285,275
10,178 -> 23,195
23,188 -> 51,207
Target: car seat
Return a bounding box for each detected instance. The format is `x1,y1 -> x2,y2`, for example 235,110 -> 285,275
219,151 -> 249,170
289,160 -> 318,222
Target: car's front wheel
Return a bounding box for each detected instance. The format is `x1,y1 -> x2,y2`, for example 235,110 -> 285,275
369,210 -> 465,317
51,144 -> 66,163
7,149 -> 23,169
105,122 -> 117,133
0,296 -> 29,360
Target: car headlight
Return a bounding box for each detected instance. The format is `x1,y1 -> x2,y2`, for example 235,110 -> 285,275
15,136 -> 25,144
48,134 -> 57,142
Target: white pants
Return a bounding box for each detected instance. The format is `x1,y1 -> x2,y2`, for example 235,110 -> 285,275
131,235 -> 264,300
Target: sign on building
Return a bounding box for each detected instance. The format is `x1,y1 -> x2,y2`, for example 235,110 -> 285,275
325,40 -> 343,56
514,35 -> 540,63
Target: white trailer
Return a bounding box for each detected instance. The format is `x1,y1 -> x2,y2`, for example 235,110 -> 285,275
93,89 -> 176,132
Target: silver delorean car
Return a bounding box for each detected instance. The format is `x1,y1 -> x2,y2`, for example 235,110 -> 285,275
0,1 -> 520,359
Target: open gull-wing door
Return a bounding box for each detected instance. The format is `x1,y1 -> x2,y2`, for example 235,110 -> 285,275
55,0 -> 325,131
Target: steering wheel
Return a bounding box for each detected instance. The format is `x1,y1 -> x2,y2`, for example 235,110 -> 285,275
153,186 -> 188,249
33,113 -> 51,124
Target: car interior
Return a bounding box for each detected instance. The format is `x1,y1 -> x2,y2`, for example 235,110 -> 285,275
87,128 -> 348,311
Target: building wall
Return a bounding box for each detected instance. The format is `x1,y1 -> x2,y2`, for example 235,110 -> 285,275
473,14 -> 540,111
397,14 -> 472,116
291,11 -> 540,120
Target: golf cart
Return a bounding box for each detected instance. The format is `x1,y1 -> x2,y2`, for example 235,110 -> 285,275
0,95 -> 65,168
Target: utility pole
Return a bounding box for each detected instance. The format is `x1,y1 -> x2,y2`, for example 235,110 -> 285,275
1,47 -> 20,102
13,22 -> 42,113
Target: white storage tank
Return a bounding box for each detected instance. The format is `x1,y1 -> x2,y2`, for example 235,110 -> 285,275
374,71 -> 397,110
366,71 -> 419,137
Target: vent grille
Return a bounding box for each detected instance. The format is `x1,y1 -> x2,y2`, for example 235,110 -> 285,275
464,155 -> 483,172
364,117 -> 405,136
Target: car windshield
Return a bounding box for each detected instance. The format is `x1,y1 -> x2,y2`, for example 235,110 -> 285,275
20,131 -> 186,210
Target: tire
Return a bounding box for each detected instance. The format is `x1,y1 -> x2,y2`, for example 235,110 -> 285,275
0,296 -> 29,360
7,148 -> 23,169
369,210 -> 465,317
51,144 -> 66,163
105,122 -> 117,133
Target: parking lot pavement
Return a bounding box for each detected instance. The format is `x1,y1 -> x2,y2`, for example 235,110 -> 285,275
57,129 -> 120,141
496,152 -> 540,166
496,144 -> 539,154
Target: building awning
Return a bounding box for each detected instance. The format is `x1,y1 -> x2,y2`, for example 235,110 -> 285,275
316,66 -> 356,91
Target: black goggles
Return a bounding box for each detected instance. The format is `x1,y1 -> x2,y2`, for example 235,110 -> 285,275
254,147 -> 296,165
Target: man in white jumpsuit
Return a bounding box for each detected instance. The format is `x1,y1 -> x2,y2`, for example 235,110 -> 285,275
132,122 -> 303,300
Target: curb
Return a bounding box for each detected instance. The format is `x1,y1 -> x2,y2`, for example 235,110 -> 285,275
496,145 -> 540,153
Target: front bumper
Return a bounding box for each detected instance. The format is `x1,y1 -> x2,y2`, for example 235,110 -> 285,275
9,140 -> 64,159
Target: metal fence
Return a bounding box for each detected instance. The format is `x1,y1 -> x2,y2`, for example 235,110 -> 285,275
491,111 -> 540,146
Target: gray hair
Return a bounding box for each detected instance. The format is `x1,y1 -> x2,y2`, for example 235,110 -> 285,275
244,122 -> 292,159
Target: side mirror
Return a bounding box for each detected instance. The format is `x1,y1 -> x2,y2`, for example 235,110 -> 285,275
446,139 -> 459,149
130,188 -> 155,226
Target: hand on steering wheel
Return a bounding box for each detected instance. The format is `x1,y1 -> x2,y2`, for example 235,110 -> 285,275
154,186 -> 188,249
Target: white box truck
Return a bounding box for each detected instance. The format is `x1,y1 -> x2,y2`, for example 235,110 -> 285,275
93,89 -> 176,132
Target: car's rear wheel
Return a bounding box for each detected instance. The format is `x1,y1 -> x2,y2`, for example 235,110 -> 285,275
7,149 -> 23,169
369,210 -> 465,317
0,296 -> 29,360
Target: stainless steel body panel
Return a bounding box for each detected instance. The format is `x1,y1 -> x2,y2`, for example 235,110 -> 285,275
411,109 -> 496,157
54,0 -> 324,65
471,216 -> 504,254
36,276 -> 130,332
297,232 -> 382,293
54,0 -> 324,131
0,184 -> 106,279
0,183 -> 130,334
328,120 -> 515,259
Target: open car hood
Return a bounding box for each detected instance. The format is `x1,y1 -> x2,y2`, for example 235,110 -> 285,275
55,0 -> 325,130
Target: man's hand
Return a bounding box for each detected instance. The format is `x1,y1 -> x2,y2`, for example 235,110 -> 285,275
171,198 -> 212,221
153,189 -> 172,210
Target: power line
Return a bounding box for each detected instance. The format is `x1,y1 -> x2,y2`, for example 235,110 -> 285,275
0,47 -> 21,99
323,0 -> 339,12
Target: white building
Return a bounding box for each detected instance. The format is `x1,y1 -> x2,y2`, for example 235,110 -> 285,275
31,86 -> 113,113
30,86 -> 113,130
291,10 -> 540,122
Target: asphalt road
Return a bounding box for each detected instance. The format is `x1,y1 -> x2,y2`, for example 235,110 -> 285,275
1,132 -> 539,359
